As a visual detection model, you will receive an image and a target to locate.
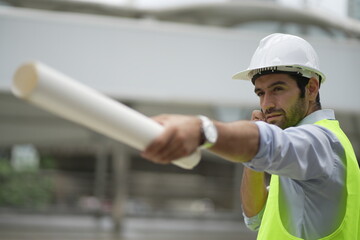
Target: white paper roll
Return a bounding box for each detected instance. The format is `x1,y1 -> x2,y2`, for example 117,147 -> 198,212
12,62 -> 201,169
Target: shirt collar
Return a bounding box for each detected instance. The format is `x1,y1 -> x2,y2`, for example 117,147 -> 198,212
296,109 -> 336,126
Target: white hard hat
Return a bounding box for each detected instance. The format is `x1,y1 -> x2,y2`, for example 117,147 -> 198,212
232,33 -> 326,83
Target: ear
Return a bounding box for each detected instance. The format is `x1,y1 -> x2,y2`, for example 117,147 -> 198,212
306,77 -> 319,101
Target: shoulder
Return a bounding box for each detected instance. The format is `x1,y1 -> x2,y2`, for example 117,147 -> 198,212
255,121 -> 338,143
256,121 -> 344,163
286,123 -> 342,145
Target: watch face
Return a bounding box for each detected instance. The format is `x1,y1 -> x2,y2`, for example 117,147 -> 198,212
205,125 -> 218,143
199,115 -> 218,148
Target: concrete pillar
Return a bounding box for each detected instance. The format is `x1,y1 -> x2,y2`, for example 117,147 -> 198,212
111,143 -> 129,234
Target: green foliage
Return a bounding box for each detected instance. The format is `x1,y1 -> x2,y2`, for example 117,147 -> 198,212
40,156 -> 57,169
0,158 -> 53,209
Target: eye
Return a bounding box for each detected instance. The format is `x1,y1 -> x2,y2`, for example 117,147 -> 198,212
273,86 -> 284,92
256,91 -> 264,97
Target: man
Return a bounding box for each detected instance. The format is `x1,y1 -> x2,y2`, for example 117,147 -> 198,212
141,33 -> 360,239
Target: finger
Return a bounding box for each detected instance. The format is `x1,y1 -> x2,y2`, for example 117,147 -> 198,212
251,110 -> 265,121
155,133 -> 192,163
160,147 -> 188,164
149,133 -> 180,164
141,126 -> 176,163
151,114 -> 169,125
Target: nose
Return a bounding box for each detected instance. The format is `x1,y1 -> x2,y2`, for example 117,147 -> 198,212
261,93 -> 276,112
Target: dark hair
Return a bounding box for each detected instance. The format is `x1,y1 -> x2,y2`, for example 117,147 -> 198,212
289,74 -> 322,110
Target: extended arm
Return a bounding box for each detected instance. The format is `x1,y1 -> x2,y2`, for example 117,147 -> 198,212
141,115 -> 260,164
210,120 -> 260,162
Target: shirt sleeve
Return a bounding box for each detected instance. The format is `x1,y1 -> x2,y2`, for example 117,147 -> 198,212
243,204 -> 266,231
243,121 -> 342,180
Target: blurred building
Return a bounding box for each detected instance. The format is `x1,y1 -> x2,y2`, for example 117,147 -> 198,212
0,0 -> 359,239
349,0 -> 360,19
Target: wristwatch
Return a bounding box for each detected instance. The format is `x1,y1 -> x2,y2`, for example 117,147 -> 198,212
198,115 -> 218,149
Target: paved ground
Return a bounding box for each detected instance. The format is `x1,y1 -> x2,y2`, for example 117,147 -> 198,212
0,213 -> 257,240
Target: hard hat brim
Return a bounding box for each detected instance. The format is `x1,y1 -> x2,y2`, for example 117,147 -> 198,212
232,65 -> 326,83
232,70 -> 252,81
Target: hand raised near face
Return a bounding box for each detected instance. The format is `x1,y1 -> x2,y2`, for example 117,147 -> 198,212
251,110 -> 265,122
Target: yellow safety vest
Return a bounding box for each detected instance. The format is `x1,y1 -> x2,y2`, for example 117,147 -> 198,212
257,119 -> 360,240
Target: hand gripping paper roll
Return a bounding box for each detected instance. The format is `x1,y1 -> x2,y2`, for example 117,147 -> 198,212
11,62 -> 201,169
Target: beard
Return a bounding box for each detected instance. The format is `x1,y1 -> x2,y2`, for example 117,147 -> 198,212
265,97 -> 307,129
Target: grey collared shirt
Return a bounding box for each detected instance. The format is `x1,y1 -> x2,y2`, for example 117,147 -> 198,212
243,109 -> 346,240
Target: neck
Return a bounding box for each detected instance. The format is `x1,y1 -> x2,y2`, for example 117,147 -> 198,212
306,102 -> 321,117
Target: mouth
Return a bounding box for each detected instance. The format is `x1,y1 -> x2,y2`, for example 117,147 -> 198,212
266,114 -> 282,121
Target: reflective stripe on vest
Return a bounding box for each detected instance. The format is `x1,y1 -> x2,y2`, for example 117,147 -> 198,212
257,119 -> 360,240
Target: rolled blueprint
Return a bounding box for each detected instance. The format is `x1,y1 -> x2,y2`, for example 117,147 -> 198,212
12,62 -> 201,169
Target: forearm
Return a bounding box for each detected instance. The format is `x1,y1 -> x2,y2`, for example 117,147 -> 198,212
209,120 -> 260,163
142,116 -> 260,165
240,167 -> 268,217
